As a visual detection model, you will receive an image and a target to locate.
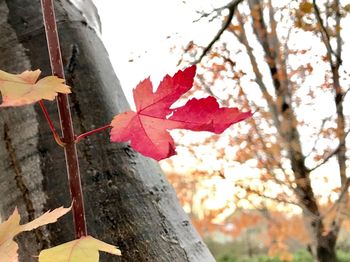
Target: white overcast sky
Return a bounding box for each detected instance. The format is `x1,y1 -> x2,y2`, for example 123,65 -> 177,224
92,0 -> 228,103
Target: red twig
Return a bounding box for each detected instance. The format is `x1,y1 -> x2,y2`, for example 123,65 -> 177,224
38,100 -> 65,147
75,125 -> 111,143
41,0 -> 87,238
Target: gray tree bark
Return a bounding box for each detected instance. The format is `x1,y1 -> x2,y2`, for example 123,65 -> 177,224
0,0 -> 215,261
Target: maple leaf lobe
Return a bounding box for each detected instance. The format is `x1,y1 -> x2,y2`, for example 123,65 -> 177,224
110,65 -> 251,161
136,65 -> 196,117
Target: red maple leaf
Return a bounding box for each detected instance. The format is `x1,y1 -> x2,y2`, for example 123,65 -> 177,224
110,65 -> 252,160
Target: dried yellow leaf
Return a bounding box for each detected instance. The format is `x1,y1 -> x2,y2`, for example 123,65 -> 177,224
299,2 -> 313,13
38,236 -> 121,262
344,4 -> 350,12
0,206 -> 71,262
0,69 -> 70,107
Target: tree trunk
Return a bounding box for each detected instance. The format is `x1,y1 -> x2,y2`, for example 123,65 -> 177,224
243,2 -> 343,261
304,216 -> 338,262
0,0 -> 215,261
316,235 -> 337,262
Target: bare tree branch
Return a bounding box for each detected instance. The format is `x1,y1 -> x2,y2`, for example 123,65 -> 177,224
343,86 -> 350,101
234,11 -> 281,130
312,0 -> 342,68
305,116 -> 332,159
309,128 -> 350,172
320,177 -> 350,220
193,6 -> 225,23
193,0 -> 244,64
235,182 -> 302,208
335,0 -> 342,68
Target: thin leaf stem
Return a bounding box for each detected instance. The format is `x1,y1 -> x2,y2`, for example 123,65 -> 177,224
75,125 -> 111,143
38,100 -> 66,147
41,0 -> 87,238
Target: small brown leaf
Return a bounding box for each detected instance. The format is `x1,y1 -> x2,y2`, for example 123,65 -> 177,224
299,2 -> 313,13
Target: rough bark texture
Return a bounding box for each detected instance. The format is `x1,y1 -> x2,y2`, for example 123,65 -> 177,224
0,0 -> 215,261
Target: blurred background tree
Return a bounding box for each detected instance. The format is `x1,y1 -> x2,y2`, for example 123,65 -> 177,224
163,0 -> 350,261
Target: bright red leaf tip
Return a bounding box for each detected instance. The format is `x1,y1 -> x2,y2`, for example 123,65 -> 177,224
110,65 -> 252,161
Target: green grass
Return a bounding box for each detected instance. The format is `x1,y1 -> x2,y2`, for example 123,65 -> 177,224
216,250 -> 350,262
